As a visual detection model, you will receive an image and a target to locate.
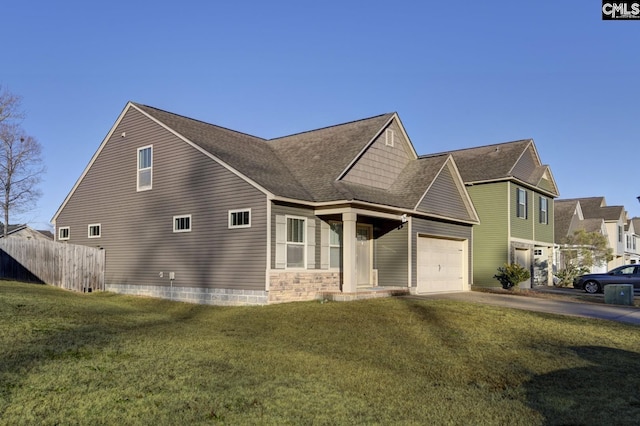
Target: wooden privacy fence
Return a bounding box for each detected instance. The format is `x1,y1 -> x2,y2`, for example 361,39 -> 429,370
0,238 -> 105,292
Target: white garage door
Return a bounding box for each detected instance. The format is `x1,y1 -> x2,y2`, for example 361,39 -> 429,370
417,236 -> 465,293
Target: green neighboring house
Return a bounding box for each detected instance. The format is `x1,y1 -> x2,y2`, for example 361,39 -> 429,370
424,139 -> 559,287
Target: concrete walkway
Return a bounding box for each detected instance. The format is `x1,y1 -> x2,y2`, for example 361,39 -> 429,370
409,290 -> 640,326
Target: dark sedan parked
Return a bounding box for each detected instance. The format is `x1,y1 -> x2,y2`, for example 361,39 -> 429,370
573,265 -> 640,294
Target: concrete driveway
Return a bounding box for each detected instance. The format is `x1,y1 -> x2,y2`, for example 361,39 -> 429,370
408,287 -> 640,326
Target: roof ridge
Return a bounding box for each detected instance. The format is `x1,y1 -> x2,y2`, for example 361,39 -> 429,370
269,112 -> 394,141
421,138 -> 532,158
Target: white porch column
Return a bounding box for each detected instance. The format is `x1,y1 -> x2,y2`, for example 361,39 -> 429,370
342,211 -> 357,293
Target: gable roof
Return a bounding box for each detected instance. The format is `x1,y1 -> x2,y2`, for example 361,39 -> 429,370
52,103 -> 479,224
560,197 -> 625,222
423,139 -> 559,196
554,199 -> 581,241
269,112 -> 396,201
575,218 -> 607,234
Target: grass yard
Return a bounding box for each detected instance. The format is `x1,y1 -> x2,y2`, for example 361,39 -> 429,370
1,281 -> 639,425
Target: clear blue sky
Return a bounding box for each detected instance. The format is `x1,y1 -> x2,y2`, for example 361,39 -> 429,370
2,0 -> 639,230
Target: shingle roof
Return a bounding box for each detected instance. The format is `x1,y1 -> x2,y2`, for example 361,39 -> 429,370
269,113 -> 395,201
328,154 -> 450,210
554,199 -> 579,241
136,105 -> 424,208
423,140 -> 532,183
559,197 -> 624,222
134,103 -> 313,200
575,218 -> 606,234
564,197 -> 605,218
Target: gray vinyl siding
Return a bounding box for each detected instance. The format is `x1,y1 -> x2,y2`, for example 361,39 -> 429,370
411,218 -> 472,288
417,164 -> 473,221
375,224 -> 409,286
271,203 -> 320,269
56,107 -> 268,291
342,120 -> 413,190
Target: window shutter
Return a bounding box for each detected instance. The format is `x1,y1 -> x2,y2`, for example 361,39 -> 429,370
320,221 -> 329,269
307,218 -> 316,269
275,215 -> 286,269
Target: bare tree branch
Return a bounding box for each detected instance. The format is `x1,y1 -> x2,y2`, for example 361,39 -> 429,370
0,86 -> 44,236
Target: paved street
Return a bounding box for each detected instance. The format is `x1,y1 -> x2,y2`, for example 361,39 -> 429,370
408,287 -> 640,326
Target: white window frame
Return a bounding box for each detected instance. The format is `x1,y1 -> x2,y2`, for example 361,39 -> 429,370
58,226 -> 70,241
173,215 -> 192,233
228,209 -> 251,229
328,221 -> 342,269
385,128 -> 395,147
539,196 -> 548,224
137,145 -> 153,191
286,215 -> 306,269
88,223 -> 101,238
517,188 -> 527,219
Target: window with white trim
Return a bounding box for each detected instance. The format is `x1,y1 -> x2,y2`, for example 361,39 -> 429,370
229,209 -> 251,228
173,215 -> 191,233
88,224 -> 101,238
286,216 -> 306,268
539,196 -> 548,224
329,222 -> 342,269
58,227 -> 70,241
517,188 -> 527,219
137,145 -> 153,191
385,129 -> 395,147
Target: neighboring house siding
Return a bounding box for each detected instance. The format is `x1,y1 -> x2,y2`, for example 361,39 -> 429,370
538,177 -> 554,193
467,183 -> 510,286
375,224 -> 409,287
511,146 -> 537,178
56,108 -> 268,291
342,120 -> 413,190
417,164 -> 471,221
511,183 -> 534,241
410,218 -> 472,288
534,197 -> 554,244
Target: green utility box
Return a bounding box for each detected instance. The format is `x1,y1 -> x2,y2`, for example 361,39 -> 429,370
604,284 -> 634,306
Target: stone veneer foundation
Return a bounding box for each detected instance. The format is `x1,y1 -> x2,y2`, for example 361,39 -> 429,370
105,283 -> 268,306
268,271 -> 341,303
105,272 -> 407,306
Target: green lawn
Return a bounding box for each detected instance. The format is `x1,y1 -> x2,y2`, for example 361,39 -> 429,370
1,281 -> 639,425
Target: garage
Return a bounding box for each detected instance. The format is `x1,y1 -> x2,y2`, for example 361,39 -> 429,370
417,236 -> 466,293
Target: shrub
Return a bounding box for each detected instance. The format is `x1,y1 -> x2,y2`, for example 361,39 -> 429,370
555,263 -> 589,287
494,263 -> 531,290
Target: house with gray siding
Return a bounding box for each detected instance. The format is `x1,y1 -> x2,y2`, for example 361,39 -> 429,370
52,102 -> 479,305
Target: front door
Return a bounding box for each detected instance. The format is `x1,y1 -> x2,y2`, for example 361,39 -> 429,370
515,248 -> 532,288
356,224 -> 372,287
